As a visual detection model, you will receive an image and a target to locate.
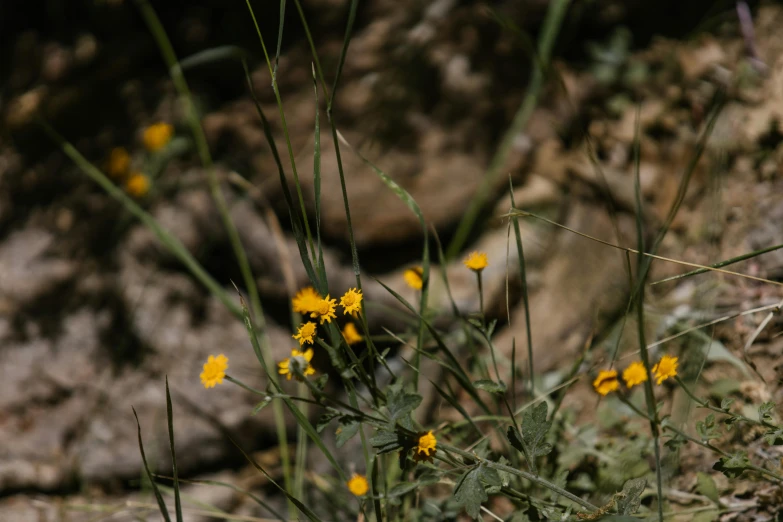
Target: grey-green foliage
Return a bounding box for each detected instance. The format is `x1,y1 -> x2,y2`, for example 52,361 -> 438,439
508,402 -> 553,473
453,463 -> 502,519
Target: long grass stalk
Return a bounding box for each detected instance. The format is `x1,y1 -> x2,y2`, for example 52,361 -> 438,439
135,0 -> 293,507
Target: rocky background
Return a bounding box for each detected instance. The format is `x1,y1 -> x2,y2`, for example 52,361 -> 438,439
3,0 -> 783,520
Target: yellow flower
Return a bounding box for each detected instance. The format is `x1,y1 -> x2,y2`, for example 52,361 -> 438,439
310,295 -> 337,324
463,251 -> 488,272
592,369 -> 619,396
340,288 -> 363,315
278,348 -> 316,381
107,147 -> 130,178
622,361 -> 648,388
347,473 -> 369,496
143,122 -> 174,152
652,355 -> 679,385
125,173 -> 150,198
403,267 -> 423,290
413,430 -> 437,462
293,321 -> 317,345
292,286 -> 321,314
342,322 -> 363,345
200,354 -> 228,389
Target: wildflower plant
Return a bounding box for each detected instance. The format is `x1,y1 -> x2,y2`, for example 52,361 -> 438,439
49,1 -> 783,521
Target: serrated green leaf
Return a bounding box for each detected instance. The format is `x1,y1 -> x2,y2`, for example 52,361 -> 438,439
335,420 -> 360,448
696,472 -> 720,505
496,456 -> 512,487
453,467 -> 487,520
370,429 -> 401,454
616,477 -> 646,515
386,384 -> 423,422
764,428 -> 783,445
507,426 -> 524,453
515,402 -> 553,472
387,481 -> 420,498
713,452 -> 751,479
759,401 -> 775,423
696,413 -> 721,442
316,409 -> 341,434
473,379 -> 507,394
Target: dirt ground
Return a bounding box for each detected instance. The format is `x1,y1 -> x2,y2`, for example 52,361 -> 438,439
2,1 -> 783,520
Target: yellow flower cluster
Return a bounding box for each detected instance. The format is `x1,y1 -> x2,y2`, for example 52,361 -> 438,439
463,251 -> 488,272
105,120 -> 173,200
200,354 -> 228,389
347,473 -> 369,496
125,173 -> 151,198
592,355 -> 679,396
413,430 -> 438,463
143,122 -> 174,152
291,287 -> 364,323
341,322 -> 363,345
404,267 -> 423,290
278,348 -> 316,381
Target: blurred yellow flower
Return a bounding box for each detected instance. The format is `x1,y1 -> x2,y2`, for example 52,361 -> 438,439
463,251 -> 488,272
622,361 -> 648,388
340,288 -> 363,315
403,267 -> 423,290
278,348 -> 316,381
414,430 -> 437,462
107,147 -> 130,178
652,355 -> 679,385
342,322 -> 363,345
292,286 -> 321,314
347,473 -> 369,496
143,122 -> 174,152
592,369 -> 619,396
125,173 -> 150,198
310,295 -> 337,325
293,321 -> 317,345
200,354 -> 228,389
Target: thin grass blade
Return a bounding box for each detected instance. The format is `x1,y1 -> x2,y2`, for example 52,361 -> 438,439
132,407 -> 172,522
165,378 -> 183,522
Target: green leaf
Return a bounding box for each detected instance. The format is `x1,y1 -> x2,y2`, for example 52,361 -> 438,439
720,397 -> 735,411
453,467 -> 487,520
386,383 -> 423,422
473,379 -> 507,394
696,472 -> 720,505
371,429 -> 403,454
759,401 -> 775,423
387,481 -> 420,498
316,410 -> 340,434
764,428 -> 783,445
510,402 -> 553,473
615,477 -> 646,515
713,452 -> 751,479
335,420 -> 360,448
507,426 -> 524,453
496,456 -> 512,487
696,414 -> 721,442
